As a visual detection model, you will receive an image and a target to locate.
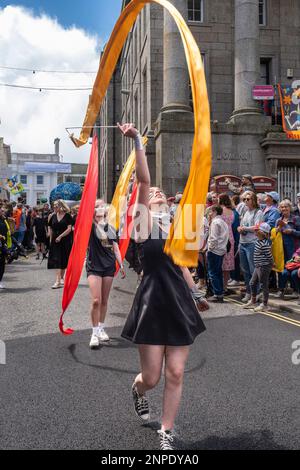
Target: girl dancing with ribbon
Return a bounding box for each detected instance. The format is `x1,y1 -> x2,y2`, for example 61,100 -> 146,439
87,203 -> 125,348
118,123 -> 207,451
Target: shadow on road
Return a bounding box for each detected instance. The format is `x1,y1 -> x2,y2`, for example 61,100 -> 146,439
67,340 -> 140,374
113,286 -> 135,296
181,429 -> 288,450
0,287 -> 41,294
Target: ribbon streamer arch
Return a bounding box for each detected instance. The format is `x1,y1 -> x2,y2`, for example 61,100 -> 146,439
71,0 -> 212,267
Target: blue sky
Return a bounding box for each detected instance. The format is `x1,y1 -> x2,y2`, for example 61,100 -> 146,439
0,0 -> 123,39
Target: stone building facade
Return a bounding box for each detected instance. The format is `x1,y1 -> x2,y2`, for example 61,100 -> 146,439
0,137 -> 12,198
99,0 -> 300,201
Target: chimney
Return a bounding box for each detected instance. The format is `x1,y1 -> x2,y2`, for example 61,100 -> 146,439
54,138 -> 60,156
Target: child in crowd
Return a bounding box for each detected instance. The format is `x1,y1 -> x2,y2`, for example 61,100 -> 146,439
33,209 -> 47,260
244,222 -> 273,312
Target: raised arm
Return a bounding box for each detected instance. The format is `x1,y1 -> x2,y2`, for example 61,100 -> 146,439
118,123 -> 151,240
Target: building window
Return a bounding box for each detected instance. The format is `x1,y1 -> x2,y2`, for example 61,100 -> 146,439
36,175 -> 44,185
20,175 -> 27,185
260,58 -> 271,85
188,0 -> 203,22
259,0 -> 266,26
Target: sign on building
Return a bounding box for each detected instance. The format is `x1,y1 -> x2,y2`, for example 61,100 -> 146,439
23,162 -> 72,173
252,85 -> 275,100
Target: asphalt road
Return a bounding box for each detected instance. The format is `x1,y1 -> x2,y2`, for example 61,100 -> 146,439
0,257 -> 299,450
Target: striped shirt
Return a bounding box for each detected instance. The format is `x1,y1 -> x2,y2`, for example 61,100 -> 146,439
253,238 -> 273,267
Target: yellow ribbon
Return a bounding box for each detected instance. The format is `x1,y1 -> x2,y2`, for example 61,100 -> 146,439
72,0 -> 211,267
108,137 -> 148,231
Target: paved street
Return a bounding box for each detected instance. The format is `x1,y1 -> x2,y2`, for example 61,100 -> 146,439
0,256 -> 300,450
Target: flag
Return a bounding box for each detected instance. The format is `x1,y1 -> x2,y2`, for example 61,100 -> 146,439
59,134 -> 99,335
277,83 -> 300,140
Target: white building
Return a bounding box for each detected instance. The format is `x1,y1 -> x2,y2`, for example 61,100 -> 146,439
9,139 -> 71,206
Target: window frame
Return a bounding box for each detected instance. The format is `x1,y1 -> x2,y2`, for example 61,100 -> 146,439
188,0 -> 204,24
259,0 -> 267,26
20,175 -> 27,185
36,175 -> 44,185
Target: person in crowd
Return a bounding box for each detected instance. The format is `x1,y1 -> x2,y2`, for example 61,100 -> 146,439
225,174 -> 256,195
206,191 -> 218,209
207,205 -> 229,303
263,192 -> 281,228
219,194 -> 235,293
118,123 -> 206,451
42,204 -> 51,253
13,203 -> 26,245
47,200 -> 73,289
87,204 -> 125,348
294,193 -> 300,217
238,191 -> 264,303
71,204 -> 80,226
278,248 -> 300,304
256,193 -> 267,209
196,216 -> 209,289
262,191 -> 281,290
243,223 -> 273,312
23,207 -> 35,251
275,199 -> 300,298
228,195 -> 241,286
33,208 -> 47,260
0,206 -> 8,289
169,193 -> 182,220
236,192 -> 249,219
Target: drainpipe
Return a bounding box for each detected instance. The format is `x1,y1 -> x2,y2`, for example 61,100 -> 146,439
112,70 -> 117,199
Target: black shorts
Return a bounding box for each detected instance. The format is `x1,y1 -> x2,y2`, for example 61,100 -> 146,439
87,269 -> 115,278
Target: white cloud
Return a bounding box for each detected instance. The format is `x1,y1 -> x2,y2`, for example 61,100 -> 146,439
0,5 -> 102,163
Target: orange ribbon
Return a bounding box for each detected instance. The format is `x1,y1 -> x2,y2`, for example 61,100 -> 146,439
71,0 -> 211,267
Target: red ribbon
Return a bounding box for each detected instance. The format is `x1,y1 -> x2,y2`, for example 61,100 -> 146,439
59,134 -> 99,335
115,182 -> 137,276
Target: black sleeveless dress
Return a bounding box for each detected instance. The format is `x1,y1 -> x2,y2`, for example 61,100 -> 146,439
121,227 -> 206,346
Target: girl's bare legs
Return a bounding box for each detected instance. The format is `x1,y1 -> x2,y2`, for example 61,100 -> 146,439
135,345 -> 165,395
88,275 -> 102,327
100,276 -> 114,323
55,269 -> 65,284
161,346 -> 190,431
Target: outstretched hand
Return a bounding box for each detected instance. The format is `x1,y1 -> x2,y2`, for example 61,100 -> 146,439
117,122 -> 139,139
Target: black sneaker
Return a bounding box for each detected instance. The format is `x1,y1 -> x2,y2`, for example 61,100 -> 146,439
157,430 -> 176,450
131,383 -> 150,422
